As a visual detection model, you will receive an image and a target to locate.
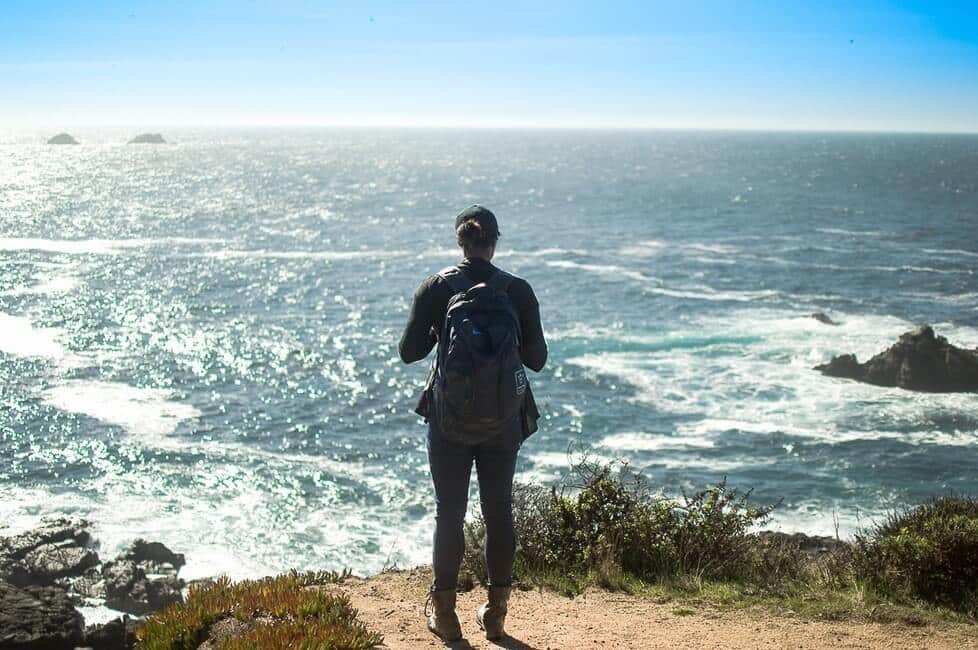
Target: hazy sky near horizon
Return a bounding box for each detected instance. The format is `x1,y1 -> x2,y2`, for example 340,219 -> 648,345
3,1 -> 978,132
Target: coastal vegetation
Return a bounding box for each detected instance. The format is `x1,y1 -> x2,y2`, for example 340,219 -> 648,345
460,459 -> 978,623
136,570 -> 382,649
130,459 -> 978,647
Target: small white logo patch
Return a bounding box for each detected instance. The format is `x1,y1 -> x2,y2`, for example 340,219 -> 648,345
514,368 -> 527,396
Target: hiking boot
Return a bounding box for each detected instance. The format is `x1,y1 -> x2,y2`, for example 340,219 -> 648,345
425,588 -> 462,642
476,585 -> 511,640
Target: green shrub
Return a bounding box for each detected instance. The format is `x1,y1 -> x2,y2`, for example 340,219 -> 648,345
853,496 -> 978,614
462,459 -> 789,589
136,569 -> 382,650
671,479 -> 780,581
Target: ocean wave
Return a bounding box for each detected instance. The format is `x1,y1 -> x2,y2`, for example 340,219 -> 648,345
645,285 -> 780,302
922,247 -> 978,259
197,249 -> 405,261
546,259 -> 779,302
0,237 -> 225,255
544,260 -> 661,284
741,255 -> 971,275
816,227 -> 886,237
644,456 -> 772,471
0,312 -> 67,358
1,273 -> 79,296
42,380 -> 202,438
618,240 -> 739,258
686,243 -> 740,255
566,309 -> 978,448
598,431 -> 715,451
618,240 -> 668,257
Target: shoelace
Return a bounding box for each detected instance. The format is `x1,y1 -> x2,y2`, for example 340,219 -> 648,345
423,592 -> 434,618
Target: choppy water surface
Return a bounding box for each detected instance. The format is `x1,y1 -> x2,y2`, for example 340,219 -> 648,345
1,129 -> 976,580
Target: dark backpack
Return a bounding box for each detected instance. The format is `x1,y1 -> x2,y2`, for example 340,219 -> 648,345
429,266 -> 528,444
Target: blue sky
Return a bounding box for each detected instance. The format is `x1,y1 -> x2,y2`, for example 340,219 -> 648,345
2,1 -> 977,131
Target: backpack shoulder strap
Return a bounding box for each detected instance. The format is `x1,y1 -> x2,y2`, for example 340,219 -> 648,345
436,266 -> 475,295
487,269 -> 514,294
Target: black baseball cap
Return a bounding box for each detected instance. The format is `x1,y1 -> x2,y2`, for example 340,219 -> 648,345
454,205 -> 500,239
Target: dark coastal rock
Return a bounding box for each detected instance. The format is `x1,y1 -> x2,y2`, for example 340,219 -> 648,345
815,325 -> 978,393
1,519 -> 93,587
23,543 -> 99,584
757,531 -> 848,556
83,616 -> 138,650
122,539 -> 184,575
102,559 -> 183,615
47,133 -> 79,145
126,133 -> 165,144
1,520 -> 190,642
810,312 -> 841,326
0,518 -> 91,562
61,566 -> 105,601
0,581 -> 84,649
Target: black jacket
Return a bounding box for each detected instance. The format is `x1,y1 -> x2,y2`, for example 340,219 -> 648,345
399,257 -> 547,439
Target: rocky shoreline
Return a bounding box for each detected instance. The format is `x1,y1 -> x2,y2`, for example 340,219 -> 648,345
0,518 -> 199,650
0,517 -> 851,649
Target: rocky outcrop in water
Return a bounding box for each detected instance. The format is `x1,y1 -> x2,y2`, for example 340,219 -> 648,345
127,133 -> 165,144
47,133 -> 79,145
815,325 -> 978,392
0,518 -> 189,649
810,312 -> 841,326
757,531 -> 848,556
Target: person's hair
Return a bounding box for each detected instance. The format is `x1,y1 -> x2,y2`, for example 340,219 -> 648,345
456,218 -> 497,254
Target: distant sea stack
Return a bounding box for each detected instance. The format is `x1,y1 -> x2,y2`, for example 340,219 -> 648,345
127,133 -> 166,144
47,133 -> 79,145
815,325 -> 978,392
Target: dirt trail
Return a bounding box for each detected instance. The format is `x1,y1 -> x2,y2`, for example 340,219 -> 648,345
331,570 -> 978,650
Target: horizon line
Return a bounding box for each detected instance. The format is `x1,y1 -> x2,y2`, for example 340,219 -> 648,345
6,121 -> 978,137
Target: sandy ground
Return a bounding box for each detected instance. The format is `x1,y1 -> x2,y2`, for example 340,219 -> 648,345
329,570 -> 978,650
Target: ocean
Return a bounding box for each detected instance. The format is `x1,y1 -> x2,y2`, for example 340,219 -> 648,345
1,128 -> 976,587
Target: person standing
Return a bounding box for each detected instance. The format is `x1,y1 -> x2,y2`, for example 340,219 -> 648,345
399,205 -> 547,642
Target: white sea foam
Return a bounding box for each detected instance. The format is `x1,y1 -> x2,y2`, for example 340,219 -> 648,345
0,237 -> 224,255
566,309 -> 978,448
422,247 -> 587,260
922,247 -> 978,259
619,240 -> 739,259
1,273 -> 79,296
76,604 -> 129,627
644,456 -> 771,472
198,249 -> 406,261
816,228 -> 885,237
618,239 -> 668,257
645,285 -> 780,302
0,448 -> 427,585
546,259 -> 780,302
0,313 -> 66,358
766,503 -> 886,538
686,243 -> 740,255
598,431 -> 716,452
545,259 -> 661,285
42,380 -> 201,438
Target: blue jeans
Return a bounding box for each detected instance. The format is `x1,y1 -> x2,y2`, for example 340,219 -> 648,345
427,424 -> 520,591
